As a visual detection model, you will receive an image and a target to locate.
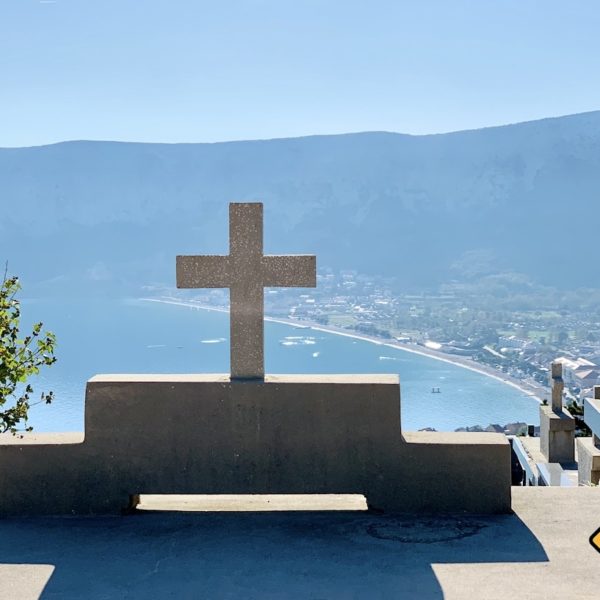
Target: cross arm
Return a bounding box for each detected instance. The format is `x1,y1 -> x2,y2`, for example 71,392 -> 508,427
176,255 -> 231,288
262,255 -> 316,288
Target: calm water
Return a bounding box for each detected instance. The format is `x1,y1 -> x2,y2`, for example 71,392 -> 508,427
21,298 -> 539,432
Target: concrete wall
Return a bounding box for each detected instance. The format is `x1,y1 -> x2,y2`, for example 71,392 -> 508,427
0,374 -> 511,515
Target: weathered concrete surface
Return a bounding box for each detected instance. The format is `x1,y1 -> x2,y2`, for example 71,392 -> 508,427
176,203 -> 316,379
577,437 -> 600,485
0,374 -> 510,515
0,488 -> 599,599
539,404 -> 575,463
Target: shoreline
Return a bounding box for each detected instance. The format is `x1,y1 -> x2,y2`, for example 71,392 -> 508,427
140,297 -> 544,404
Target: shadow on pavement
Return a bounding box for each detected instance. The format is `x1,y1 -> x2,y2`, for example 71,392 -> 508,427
0,510 -> 548,599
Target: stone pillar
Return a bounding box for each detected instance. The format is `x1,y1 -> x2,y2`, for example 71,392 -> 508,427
577,385 -> 600,485
540,362 -> 575,463
550,361 -> 563,412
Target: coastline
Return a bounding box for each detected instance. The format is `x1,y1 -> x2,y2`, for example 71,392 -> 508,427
140,297 -> 544,404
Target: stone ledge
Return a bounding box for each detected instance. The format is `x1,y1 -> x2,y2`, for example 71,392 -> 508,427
0,432 -> 84,446
88,373 -> 400,385
403,431 -> 508,445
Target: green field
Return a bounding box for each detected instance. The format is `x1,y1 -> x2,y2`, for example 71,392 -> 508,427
327,314 -> 358,328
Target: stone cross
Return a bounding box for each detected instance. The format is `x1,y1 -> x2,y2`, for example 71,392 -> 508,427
176,202 -> 316,379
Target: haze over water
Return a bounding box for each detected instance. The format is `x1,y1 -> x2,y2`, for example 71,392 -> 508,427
21,298 -> 539,432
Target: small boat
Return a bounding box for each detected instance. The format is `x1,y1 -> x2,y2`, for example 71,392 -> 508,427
431,387 -> 441,393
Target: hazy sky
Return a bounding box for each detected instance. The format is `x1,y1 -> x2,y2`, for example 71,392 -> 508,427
2,0 -> 600,147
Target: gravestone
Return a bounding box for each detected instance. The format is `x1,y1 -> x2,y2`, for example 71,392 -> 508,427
539,362 -> 575,463
0,202 -> 510,515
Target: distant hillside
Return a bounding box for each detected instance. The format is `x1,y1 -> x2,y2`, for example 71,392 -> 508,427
2,111 -> 600,295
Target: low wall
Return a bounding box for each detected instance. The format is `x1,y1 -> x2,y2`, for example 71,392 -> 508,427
0,374 -> 511,515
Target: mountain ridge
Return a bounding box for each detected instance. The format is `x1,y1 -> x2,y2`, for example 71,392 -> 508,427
2,110 -> 599,294
3,109 -> 600,149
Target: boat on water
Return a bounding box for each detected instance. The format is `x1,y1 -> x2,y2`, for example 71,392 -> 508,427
431,387 -> 441,393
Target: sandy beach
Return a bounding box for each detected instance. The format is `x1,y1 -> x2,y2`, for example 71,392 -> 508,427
141,297 -> 544,403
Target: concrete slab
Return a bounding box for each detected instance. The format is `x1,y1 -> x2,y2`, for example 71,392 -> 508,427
1,488 -> 599,599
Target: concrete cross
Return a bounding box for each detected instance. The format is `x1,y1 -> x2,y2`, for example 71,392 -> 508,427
176,202 -> 316,379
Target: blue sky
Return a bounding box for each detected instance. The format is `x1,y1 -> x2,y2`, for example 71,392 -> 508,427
2,0 -> 600,146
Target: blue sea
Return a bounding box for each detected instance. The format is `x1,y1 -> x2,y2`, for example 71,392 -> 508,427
20,298 -> 539,432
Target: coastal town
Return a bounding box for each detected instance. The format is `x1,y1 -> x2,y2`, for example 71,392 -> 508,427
156,266 -> 600,421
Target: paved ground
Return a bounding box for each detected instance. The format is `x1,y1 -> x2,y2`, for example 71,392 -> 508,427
1,488 -> 599,599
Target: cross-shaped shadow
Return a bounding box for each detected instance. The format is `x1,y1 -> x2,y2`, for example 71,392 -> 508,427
0,510 -> 547,598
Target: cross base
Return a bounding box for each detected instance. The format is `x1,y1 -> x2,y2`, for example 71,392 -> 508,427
0,374 -> 511,515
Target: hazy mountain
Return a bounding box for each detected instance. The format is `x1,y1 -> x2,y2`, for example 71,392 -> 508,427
2,111 -> 600,295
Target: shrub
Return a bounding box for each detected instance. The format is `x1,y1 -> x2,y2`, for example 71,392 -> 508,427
0,273 -> 56,434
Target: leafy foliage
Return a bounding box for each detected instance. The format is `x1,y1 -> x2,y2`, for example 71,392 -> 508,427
0,273 -> 56,434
